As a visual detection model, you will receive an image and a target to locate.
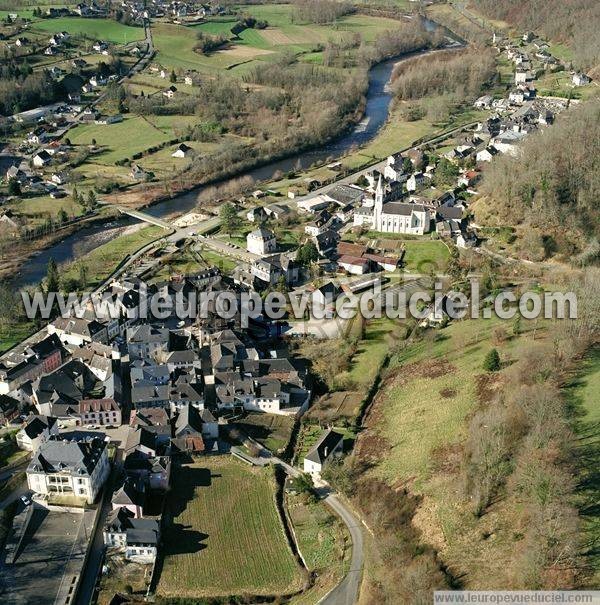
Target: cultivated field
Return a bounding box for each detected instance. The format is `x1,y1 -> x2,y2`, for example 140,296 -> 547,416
157,456 -> 304,599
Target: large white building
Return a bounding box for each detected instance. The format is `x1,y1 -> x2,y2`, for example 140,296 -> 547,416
353,176 -> 430,235
27,436 -> 110,503
246,227 -> 277,255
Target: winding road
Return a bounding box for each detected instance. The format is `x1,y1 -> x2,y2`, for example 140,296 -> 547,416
320,494 -> 365,605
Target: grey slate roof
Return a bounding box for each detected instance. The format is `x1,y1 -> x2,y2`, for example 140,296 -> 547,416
304,429 -> 343,465
29,436 -> 106,477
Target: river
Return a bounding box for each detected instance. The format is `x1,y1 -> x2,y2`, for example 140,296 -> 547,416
13,17 -> 455,287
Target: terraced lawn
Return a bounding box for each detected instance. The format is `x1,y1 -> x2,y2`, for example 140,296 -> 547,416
157,456 -> 304,598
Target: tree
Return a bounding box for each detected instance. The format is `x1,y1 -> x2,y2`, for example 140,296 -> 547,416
219,202 -> 241,235
513,314 -> 522,336
482,348 -> 501,372
46,258 -> 60,294
78,263 -> 88,289
296,241 -> 319,265
169,70 -> 177,83
7,178 -> 21,196
86,190 -> 97,210
57,208 -> 68,223
434,158 -> 460,188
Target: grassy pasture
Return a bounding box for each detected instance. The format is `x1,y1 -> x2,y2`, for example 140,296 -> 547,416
68,115 -> 200,164
32,16 -> 145,43
353,317 -> 558,587
157,456 -> 304,598
152,5 -> 406,73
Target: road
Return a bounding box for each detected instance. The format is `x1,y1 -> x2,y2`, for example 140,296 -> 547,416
320,494 -> 365,605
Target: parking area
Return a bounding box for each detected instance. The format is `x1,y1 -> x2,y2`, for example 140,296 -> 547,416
0,505 -> 96,605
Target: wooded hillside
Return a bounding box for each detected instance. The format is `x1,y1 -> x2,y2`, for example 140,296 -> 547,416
474,101 -> 600,264
472,0 -> 600,70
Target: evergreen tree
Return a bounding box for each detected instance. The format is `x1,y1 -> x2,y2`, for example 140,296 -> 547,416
7,178 -> 21,196
46,258 -> 60,294
219,202 -> 241,235
79,264 -> 88,289
87,190 -> 97,209
482,348 -> 501,372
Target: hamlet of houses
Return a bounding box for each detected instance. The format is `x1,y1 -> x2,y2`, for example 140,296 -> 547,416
0,263 -> 315,570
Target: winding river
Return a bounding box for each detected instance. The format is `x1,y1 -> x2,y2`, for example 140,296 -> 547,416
14,18 -> 456,287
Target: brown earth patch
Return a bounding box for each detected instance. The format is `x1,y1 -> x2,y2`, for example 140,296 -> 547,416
475,372 -> 503,405
431,442 -> 463,474
440,387 -> 457,398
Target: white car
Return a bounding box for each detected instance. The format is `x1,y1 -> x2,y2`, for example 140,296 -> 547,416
20,495 -> 31,506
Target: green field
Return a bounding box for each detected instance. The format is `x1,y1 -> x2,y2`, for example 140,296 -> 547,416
286,492 -> 350,605
60,225 -> 164,288
351,316 -> 557,587
152,5 -> 407,73
536,70 -> 598,101
31,17 -> 144,43
68,115 -> 200,164
569,348 -> 600,585
8,195 -> 83,225
370,317 -> 541,487
157,456 -> 304,598
234,412 -> 295,453
0,320 -> 36,356
402,239 -> 450,273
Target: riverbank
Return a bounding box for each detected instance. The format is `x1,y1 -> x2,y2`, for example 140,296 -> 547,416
5,14 -> 465,288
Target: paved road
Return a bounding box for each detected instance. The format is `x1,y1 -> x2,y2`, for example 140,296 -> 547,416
320,494 -> 364,605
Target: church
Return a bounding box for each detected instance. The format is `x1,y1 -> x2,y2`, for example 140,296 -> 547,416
353,176 -> 431,235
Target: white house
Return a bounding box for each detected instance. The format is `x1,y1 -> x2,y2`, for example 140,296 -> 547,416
383,152 -> 406,181
27,436 -> 110,504
296,195 -> 330,214
163,86 -> 177,98
406,172 -> 425,192
303,428 -> 344,480
476,146 -> 499,163
78,399 -> 122,427
474,95 -> 493,109
171,143 -> 192,158
573,72 -> 590,86
246,227 -> 276,255
33,150 -> 52,167
16,415 -> 59,451
104,507 -> 160,563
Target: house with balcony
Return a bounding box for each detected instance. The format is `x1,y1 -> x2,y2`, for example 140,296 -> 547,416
27,435 -> 110,503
